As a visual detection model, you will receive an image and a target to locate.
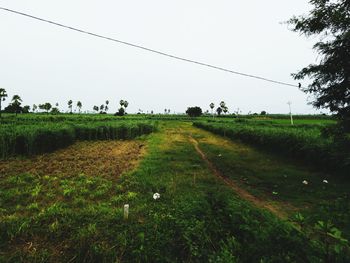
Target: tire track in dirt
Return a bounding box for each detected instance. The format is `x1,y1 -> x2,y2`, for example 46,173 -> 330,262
188,135 -> 288,220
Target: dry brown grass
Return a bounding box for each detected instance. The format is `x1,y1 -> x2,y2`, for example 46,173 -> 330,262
0,140 -> 146,180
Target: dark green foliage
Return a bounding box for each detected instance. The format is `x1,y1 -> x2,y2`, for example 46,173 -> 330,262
186,106 -> 202,117
115,107 -> 125,116
22,105 -> 30,113
216,107 -> 223,115
3,103 -> 22,114
288,0 -> 350,129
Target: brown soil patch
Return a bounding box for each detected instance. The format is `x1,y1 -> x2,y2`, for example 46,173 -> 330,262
0,140 -> 146,180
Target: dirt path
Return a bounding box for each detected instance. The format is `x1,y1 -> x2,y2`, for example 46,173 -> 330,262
188,135 -> 288,219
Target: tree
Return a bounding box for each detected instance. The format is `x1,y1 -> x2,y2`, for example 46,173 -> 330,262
93,105 -> 99,113
220,101 -> 226,109
43,103 -> 52,113
186,106 -> 202,117
223,106 -> 229,114
0,88 -> 8,118
11,95 -> 22,116
117,99 -> 128,115
77,101 -> 82,113
68,100 -> 73,114
209,103 -> 215,111
99,104 -> 105,114
32,104 -> 38,113
115,107 -> 125,116
22,105 -> 30,113
51,107 -> 60,114
216,107 -> 223,116
260,111 -> 267,116
39,104 -> 45,112
105,100 -> 109,113
288,0 -> 350,130
124,101 -> 129,113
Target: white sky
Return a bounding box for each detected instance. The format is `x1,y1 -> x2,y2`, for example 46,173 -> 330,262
1,0 -> 323,114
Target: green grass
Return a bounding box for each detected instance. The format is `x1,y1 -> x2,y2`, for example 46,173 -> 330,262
0,122 -> 334,262
1,116 -> 350,262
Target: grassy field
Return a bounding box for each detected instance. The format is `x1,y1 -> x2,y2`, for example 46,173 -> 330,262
1,114 -> 349,262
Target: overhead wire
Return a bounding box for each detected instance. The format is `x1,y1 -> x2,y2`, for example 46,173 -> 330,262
0,7 -> 300,88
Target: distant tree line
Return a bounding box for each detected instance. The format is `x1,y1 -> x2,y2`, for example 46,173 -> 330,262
0,88 -> 130,118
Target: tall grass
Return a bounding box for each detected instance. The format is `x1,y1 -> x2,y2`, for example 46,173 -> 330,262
0,121 -> 156,159
194,121 -> 350,174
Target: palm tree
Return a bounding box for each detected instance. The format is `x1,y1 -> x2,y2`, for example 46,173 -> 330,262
12,95 -> 22,116
93,105 -> 99,113
68,100 -> 73,114
105,100 -> 109,113
0,88 -> 8,118
220,101 -> 226,109
123,101 -> 129,113
216,107 -> 223,116
209,102 -> 215,118
77,101 -> 82,114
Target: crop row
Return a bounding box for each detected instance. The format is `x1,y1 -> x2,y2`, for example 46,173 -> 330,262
194,121 -> 350,174
0,121 -> 156,159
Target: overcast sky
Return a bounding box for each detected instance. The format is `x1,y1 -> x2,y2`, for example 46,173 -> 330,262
1,0 -> 322,114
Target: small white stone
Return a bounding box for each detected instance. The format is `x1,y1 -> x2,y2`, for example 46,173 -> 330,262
302,180 -> 308,185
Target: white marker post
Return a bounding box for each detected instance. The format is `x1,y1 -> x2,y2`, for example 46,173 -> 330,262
124,204 -> 129,220
287,101 -> 294,125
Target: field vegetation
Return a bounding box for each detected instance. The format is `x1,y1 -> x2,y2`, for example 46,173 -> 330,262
0,114 -> 156,159
1,115 -> 350,262
194,117 -> 350,174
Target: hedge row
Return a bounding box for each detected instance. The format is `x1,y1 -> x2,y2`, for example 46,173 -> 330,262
0,122 -> 155,159
194,121 -> 350,174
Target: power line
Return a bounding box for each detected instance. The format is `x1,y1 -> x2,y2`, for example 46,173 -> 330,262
0,7 -> 300,88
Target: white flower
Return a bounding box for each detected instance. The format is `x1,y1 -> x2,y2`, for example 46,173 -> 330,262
302,180 -> 308,185
153,193 -> 160,200
323,179 -> 328,184
272,191 -> 278,195
218,154 -> 222,157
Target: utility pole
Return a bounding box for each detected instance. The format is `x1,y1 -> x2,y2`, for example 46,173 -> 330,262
287,101 -> 294,125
